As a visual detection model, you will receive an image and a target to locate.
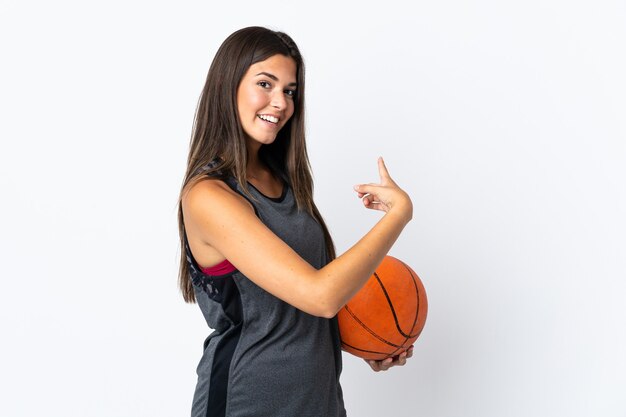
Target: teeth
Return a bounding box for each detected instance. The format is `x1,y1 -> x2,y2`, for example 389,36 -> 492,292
258,114 -> 278,124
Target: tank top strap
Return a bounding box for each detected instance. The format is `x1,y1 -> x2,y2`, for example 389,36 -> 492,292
193,157 -> 223,175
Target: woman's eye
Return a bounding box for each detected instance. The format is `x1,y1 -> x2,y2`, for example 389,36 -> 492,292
285,89 -> 296,98
258,81 -> 271,88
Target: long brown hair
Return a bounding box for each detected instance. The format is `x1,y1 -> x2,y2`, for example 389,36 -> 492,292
177,26 -> 336,303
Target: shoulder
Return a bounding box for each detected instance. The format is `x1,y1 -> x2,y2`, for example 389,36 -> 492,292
182,177 -> 253,217
183,176 -> 231,199
182,176 -> 258,251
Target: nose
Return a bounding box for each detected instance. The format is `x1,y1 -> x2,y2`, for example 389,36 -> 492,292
271,90 -> 287,111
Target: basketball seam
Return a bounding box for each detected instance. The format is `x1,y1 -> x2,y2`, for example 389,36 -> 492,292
373,272 -> 411,357
374,271 -> 420,338
343,305 -> 405,348
401,260 -> 422,340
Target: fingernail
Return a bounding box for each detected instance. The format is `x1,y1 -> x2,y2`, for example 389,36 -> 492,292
353,185 -> 359,191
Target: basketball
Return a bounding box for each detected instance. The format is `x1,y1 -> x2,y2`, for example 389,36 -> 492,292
337,255 -> 428,360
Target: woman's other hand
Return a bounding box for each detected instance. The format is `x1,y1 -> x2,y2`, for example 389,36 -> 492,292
365,345 -> 414,372
353,157 -> 413,224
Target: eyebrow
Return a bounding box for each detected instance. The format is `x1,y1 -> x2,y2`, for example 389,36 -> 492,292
255,72 -> 297,87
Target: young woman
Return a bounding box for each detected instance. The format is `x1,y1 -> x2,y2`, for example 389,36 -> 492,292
178,26 -> 414,417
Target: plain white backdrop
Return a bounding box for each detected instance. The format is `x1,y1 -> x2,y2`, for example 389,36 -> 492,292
1,1 -> 625,416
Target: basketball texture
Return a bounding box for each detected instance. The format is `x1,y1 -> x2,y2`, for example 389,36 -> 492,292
337,255 -> 428,360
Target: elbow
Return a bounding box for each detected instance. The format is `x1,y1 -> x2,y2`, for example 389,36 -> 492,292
321,307 -> 341,319
302,273 -> 343,319
309,306 -> 339,319
310,293 -> 342,319
298,302 -> 337,319
315,306 -> 339,319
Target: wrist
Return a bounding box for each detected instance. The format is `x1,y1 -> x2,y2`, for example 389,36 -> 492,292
386,200 -> 412,225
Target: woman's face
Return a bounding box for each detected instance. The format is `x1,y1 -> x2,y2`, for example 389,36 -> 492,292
236,54 -> 297,149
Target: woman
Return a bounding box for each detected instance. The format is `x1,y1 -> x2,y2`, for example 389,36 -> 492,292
178,26 -> 414,417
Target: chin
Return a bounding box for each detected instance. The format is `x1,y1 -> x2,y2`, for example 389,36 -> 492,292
256,133 -> 279,144
245,127 -> 282,146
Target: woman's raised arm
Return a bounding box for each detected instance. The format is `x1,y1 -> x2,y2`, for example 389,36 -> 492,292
182,157 -> 412,318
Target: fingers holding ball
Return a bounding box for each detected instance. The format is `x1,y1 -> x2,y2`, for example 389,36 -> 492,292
365,346 -> 414,372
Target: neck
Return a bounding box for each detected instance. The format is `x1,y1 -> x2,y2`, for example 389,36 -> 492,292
246,142 -> 266,178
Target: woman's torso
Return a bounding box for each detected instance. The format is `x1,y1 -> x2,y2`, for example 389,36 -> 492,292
185,161 -> 346,417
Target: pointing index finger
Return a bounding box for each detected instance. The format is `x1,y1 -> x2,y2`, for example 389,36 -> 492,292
378,157 -> 391,182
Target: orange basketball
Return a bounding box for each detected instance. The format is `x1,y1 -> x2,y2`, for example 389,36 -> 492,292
337,255 -> 428,360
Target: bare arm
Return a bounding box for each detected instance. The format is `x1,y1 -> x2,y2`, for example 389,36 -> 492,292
182,157 -> 412,318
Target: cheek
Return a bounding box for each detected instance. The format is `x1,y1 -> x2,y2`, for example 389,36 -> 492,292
285,103 -> 296,121
238,86 -> 265,117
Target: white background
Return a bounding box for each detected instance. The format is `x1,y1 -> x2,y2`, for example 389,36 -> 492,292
1,1 -> 625,416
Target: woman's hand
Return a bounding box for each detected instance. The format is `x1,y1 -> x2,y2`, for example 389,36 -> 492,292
365,345 -> 414,372
354,157 -> 413,223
